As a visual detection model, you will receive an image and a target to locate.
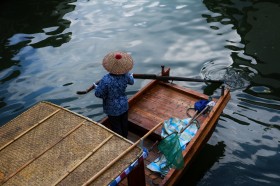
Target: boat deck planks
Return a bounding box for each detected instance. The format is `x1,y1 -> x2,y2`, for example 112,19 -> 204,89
128,82 -> 209,135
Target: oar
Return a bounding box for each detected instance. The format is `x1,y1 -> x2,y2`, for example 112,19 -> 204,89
133,73 -> 225,84
76,74 -> 226,95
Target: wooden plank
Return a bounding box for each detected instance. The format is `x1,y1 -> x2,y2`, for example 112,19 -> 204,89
157,82 -> 209,100
128,79 -> 218,137
130,96 -> 188,119
133,90 -> 192,113
129,107 -> 164,123
139,83 -> 197,106
127,158 -> 145,186
128,84 -> 200,135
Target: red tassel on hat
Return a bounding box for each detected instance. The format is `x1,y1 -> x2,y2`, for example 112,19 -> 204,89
115,54 -> 122,59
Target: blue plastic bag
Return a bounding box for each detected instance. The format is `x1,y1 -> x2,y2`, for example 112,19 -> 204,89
194,99 -> 209,112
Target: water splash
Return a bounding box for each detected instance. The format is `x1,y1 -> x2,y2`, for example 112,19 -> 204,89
201,62 -> 251,90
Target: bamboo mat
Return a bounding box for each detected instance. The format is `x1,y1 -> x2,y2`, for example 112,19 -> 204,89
0,102 -> 142,186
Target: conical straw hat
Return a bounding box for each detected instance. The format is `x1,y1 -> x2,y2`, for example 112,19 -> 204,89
102,51 -> 134,75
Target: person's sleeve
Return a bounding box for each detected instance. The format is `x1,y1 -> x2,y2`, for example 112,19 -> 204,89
127,73 -> 134,85
94,79 -> 107,98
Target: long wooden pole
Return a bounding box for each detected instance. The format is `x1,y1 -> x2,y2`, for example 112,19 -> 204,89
77,73 -> 225,95
82,121 -> 164,186
133,74 -> 224,84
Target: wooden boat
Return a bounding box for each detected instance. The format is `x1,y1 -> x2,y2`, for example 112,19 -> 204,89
100,66 -> 231,186
0,66 -> 230,186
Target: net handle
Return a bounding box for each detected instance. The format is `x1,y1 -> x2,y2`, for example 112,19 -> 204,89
179,105 -> 209,134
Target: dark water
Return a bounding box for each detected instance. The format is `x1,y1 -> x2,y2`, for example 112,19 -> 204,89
1,0 -> 280,185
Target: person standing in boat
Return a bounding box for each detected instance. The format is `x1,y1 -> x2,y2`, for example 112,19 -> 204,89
77,51 -> 134,138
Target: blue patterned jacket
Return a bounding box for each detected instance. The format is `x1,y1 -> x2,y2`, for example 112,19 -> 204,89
95,73 -> 134,116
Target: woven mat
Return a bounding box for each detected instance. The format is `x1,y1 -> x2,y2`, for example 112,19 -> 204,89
0,102 -> 142,186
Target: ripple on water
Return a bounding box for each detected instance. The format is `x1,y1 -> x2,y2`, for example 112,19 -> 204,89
201,61 -> 253,90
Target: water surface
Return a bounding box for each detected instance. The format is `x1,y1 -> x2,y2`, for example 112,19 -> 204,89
1,0 -> 280,185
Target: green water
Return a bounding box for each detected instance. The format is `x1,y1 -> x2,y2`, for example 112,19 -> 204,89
1,0 -> 280,185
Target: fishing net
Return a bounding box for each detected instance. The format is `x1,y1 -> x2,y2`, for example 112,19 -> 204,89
156,99 -> 214,170
157,132 -> 183,169
218,68 -> 250,90
201,62 -> 251,90
147,118 -> 198,174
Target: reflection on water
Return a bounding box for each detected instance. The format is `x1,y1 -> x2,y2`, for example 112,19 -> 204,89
200,1 -> 280,185
0,0 -> 77,124
0,0 -> 280,185
178,142 -> 226,185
